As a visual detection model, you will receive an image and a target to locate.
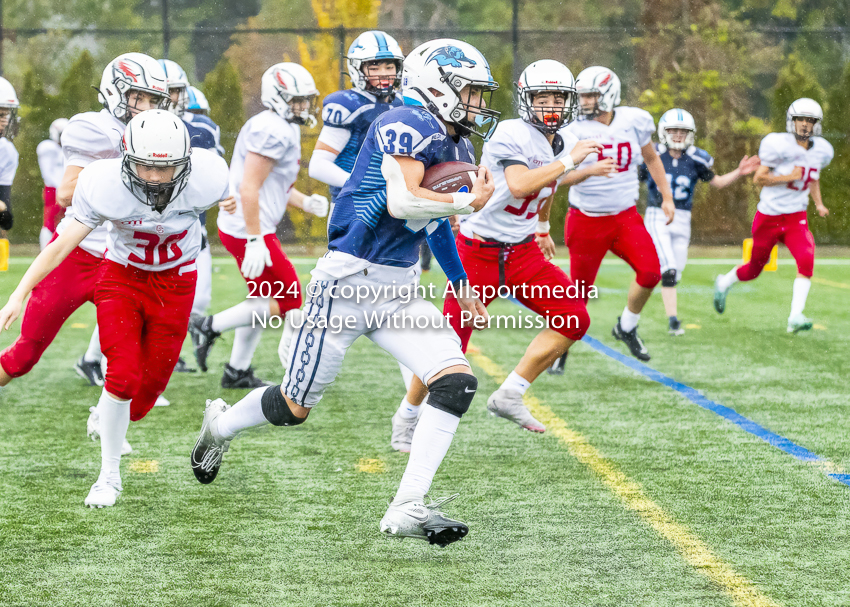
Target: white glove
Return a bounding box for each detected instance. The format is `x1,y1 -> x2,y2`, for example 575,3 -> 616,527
241,236 -> 272,280
303,194 -> 329,218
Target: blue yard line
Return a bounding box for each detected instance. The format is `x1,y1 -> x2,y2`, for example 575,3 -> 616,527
581,335 -> 850,487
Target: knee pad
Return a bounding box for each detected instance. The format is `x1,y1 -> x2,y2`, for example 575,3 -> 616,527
661,269 -> 678,287
261,385 -> 307,426
427,372 -> 478,418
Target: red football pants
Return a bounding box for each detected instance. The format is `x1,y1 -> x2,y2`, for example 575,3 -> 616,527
443,235 -> 590,351
95,260 -> 196,421
219,230 -> 303,313
565,207 -> 662,297
737,211 -> 814,281
0,246 -> 101,378
42,186 -> 64,232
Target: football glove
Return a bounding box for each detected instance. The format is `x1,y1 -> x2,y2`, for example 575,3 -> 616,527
241,236 -> 272,280
303,194 -> 329,218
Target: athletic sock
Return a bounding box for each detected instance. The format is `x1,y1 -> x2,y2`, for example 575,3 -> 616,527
620,307 -> 640,332
213,387 -> 270,440
229,326 -> 265,371
396,397 -> 420,420
211,298 -> 269,333
393,404 -> 460,505
718,267 -> 740,292
790,277 -> 811,318
97,390 -> 130,487
499,370 -> 531,396
83,326 -> 103,364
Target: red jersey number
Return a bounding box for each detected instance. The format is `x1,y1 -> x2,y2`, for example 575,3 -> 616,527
128,230 -> 188,265
786,167 -> 817,191
504,180 -> 557,219
599,142 -> 632,173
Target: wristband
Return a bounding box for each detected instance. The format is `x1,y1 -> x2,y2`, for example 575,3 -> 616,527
557,155 -> 575,174
536,221 -> 550,235
450,192 -> 477,210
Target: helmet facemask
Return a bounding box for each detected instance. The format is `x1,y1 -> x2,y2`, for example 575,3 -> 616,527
791,116 -> 818,142
358,59 -> 402,99
578,92 -> 602,119
520,89 -> 577,134
283,94 -> 319,127
437,69 -> 500,140
121,155 -> 191,212
661,127 -> 694,151
0,106 -> 20,140
167,85 -> 189,118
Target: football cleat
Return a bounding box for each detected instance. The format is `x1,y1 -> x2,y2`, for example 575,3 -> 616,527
188,314 -> 220,372
390,411 -> 419,453
75,357 -> 104,387
547,351 -> 569,375
191,398 -> 231,484
221,364 -> 274,389
84,479 -> 122,508
380,494 -> 468,547
86,406 -> 133,455
713,275 -> 730,314
668,317 -> 685,336
612,318 -> 651,361
486,389 -> 545,433
173,357 -> 197,373
154,395 -> 170,407
787,313 -> 813,334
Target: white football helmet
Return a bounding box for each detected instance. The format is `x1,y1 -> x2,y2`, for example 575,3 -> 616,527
517,60 -> 577,134
786,97 -> 823,138
159,59 -> 191,117
99,53 -> 169,123
347,30 -> 404,99
402,38 -> 500,140
49,118 -> 69,144
187,86 -> 210,115
575,66 -> 621,118
658,108 -> 696,150
261,63 -> 319,127
121,109 -> 192,209
0,77 -> 20,139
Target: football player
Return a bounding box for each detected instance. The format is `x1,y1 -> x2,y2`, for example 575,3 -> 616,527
713,98 -> 832,333
0,110 -> 229,507
0,77 -> 19,235
561,66 -> 673,361
191,39 -> 497,547
37,118 -> 68,249
0,54 -> 168,396
391,60 -> 603,447
641,108 -> 759,335
189,63 -> 328,388
186,86 -> 211,117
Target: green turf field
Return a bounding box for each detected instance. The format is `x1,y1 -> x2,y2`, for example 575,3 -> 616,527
1,254 -> 848,607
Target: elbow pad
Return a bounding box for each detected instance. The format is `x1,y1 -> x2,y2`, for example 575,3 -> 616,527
382,154 -> 475,220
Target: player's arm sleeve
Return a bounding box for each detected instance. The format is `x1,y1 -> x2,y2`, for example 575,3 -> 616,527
757,135 -> 781,168
69,171 -> 105,229
485,124 -> 528,168
62,120 -> 113,168
316,124 -> 352,152
820,140 -> 834,170
637,110 -> 656,147
425,219 -> 467,284
196,154 -> 231,211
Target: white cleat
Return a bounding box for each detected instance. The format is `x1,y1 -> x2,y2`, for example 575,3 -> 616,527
154,395 -> 170,407
191,398 -> 231,484
486,389 -> 546,433
380,494 -> 468,547
787,312 -> 813,334
390,411 -> 419,453
87,406 -> 133,456
84,480 -> 121,508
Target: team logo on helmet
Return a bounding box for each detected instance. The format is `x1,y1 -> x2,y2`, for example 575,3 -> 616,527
274,71 -> 289,89
597,72 -> 612,86
116,60 -> 140,82
426,46 -> 477,68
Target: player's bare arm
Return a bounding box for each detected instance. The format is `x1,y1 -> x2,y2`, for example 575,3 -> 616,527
710,155 -> 761,189
455,281 -> 490,330
753,164 -> 803,187
0,219 -> 92,330
57,165 -> 84,207
809,179 -> 828,217
534,194 -> 556,260
503,140 -> 601,199
284,187 -> 329,218
559,157 -> 616,185
642,142 -> 675,223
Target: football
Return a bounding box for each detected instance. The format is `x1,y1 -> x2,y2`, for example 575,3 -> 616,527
421,161 -> 480,194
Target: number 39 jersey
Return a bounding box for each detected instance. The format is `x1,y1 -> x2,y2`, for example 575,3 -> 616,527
329,105 -> 475,267
464,118 -> 577,243
756,132 -> 833,216
72,148 -> 229,271
563,106 -> 655,214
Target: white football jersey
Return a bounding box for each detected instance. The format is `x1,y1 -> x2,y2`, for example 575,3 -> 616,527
72,148 -> 228,271
55,110 -> 125,257
756,132 -> 833,216
217,110 -> 302,239
0,137 -> 19,186
463,119 -> 577,242
564,106 -> 655,214
36,139 -> 63,188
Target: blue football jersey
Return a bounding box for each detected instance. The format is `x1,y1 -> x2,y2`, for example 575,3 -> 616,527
639,144 -> 715,211
321,89 -> 403,201
330,105 -> 475,268
183,113 -> 225,157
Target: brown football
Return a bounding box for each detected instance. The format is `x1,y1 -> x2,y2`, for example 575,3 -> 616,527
420,161 -> 479,194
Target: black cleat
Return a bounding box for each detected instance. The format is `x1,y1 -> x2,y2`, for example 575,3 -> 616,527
547,351 -> 569,375
668,317 -> 685,336
74,357 -> 104,387
188,314 -> 220,372
612,317 -> 651,361
174,357 -> 197,373
221,364 -> 274,389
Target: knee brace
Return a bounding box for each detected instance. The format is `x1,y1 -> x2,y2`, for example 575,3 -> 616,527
426,372 -> 478,418
261,385 -> 307,426
661,269 -> 678,287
